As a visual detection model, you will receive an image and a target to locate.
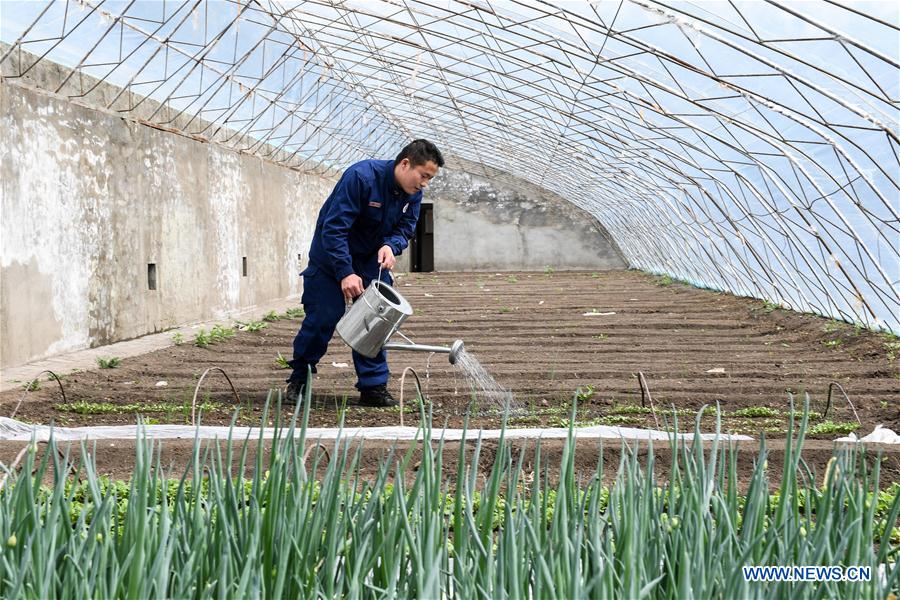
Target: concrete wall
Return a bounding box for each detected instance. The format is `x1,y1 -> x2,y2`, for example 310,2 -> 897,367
420,160 -> 625,271
1,75 -> 334,368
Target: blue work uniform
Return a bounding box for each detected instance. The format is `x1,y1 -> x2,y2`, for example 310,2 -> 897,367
288,159 -> 422,390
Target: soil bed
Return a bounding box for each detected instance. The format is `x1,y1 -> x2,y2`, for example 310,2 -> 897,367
4,270 -> 898,440
2,437 -> 898,494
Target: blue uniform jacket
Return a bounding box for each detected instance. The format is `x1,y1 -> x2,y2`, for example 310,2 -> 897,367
306,159 -> 422,281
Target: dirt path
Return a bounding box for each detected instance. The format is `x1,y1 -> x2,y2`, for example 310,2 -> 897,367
3,270 -> 897,440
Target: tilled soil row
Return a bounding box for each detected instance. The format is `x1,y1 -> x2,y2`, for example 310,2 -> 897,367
2,437 -> 898,494
3,270 -> 898,437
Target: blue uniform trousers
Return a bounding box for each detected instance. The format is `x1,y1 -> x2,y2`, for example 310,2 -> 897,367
288,264 -> 392,390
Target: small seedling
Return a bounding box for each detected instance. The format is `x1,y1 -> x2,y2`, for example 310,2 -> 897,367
611,404 -> 652,415
209,325 -> 235,343
509,415 -> 541,427
808,421 -> 860,436
506,275 -> 518,283
239,320 -> 268,332
548,416 -> 604,428
658,275 -> 673,286
284,307 -> 305,319
881,400 -> 889,409
499,306 -> 513,313
788,409 -> 822,421
823,339 -> 843,348
194,329 -> 212,348
262,310 -> 280,322
171,332 -> 185,345
56,400 -> 220,415
592,334 -> 608,340
761,300 -> 779,313
275,352 -> 290,369
97,356 -> 121,369
576,385 -> 595,402
730,406 -> 779,418
543,265 -> 554,275
885,342 -> 900,362
598,415 -> 639,426
591,272 -> 599,278
549,414 -> 636,428
22,379 -> 41,392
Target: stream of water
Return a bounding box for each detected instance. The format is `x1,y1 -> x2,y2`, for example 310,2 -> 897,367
452,348 -> 520,414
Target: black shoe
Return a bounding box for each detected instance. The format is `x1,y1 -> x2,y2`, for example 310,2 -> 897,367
359,384 -> 398,407
284,379 -> 306,405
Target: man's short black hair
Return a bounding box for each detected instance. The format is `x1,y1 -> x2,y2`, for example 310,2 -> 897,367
395,139 -> 444,168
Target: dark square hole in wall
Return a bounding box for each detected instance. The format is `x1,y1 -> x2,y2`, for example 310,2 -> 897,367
242,257 -> 248,277
148,263 -> 157,290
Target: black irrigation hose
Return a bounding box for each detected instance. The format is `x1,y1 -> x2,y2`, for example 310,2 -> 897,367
191,367 -> 242,427
10,370 -> 67,419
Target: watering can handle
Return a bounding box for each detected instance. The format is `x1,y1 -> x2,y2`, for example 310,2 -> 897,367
378,262 -> 394,285
344,263 -> 388,316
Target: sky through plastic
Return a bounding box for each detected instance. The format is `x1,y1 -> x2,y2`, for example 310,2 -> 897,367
2,0 -> 898,331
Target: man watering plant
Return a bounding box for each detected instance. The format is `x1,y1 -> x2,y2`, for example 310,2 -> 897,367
285,139 -> 444,406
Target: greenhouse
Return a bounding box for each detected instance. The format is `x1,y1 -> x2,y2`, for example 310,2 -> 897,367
0,0 -> 897,597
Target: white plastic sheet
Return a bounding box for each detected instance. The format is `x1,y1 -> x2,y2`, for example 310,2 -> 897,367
836,425 -> 900,444
0,417 -> 752,443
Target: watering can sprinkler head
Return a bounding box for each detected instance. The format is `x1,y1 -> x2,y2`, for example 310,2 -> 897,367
449,339 -> 465,365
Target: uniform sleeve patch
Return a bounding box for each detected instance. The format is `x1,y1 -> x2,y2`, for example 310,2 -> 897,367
368,201 -> 382,208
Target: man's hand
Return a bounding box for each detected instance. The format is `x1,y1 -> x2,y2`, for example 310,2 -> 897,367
378,245 -> 396,270
341,274 -> 364,301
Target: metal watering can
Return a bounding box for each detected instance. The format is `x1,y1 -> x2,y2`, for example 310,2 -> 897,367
335,276 -> 465,364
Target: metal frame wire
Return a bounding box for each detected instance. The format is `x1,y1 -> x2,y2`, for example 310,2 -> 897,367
2,0 -> 897,331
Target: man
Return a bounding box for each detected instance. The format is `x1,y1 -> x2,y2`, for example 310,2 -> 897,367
285,139 -> 444,406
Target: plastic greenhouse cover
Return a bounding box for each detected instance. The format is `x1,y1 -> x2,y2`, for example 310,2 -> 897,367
1,0 -> 896,331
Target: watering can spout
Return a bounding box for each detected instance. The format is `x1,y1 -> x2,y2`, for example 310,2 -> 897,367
382,339 -> 465,365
